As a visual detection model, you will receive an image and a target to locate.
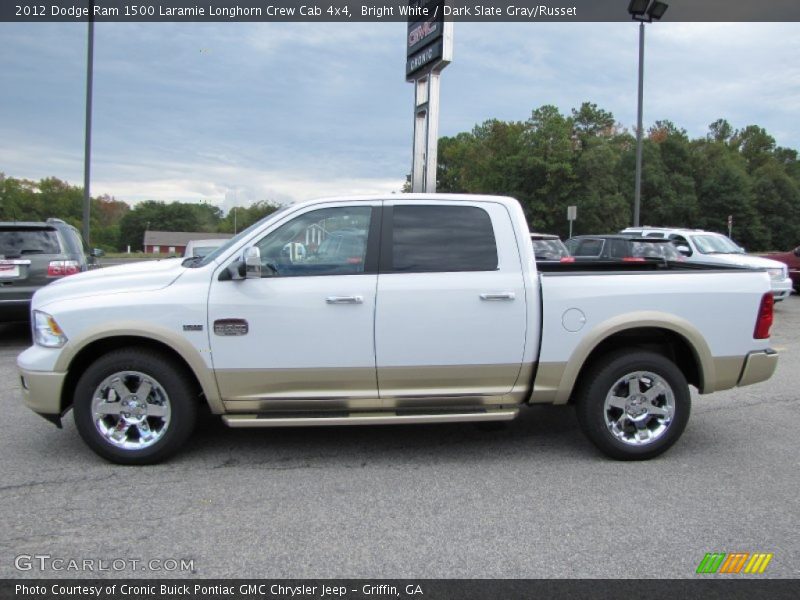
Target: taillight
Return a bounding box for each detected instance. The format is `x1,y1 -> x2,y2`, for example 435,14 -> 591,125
560,257 -> 575,263
47,260 -> 81,277
622,257 -> 646,262
754,293 -> 774,340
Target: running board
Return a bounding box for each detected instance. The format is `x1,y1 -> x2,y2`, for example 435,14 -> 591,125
222,409 -> 519,428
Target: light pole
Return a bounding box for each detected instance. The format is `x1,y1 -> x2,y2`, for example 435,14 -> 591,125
82,1 -> 95,244
628,0 -> 668,227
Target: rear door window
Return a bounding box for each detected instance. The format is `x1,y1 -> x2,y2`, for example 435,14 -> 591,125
389,205 -> 498,273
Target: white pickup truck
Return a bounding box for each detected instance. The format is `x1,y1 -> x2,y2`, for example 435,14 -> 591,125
18,195 -> 778,464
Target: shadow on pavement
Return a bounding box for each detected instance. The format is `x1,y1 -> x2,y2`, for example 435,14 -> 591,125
0,321 -> 31,347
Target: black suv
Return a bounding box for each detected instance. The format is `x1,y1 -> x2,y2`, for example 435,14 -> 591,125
0,219 -> 102,321
565,235 -> 682,262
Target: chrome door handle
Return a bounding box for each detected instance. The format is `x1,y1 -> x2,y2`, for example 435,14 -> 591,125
480,292 -> 516,301
326,296 -> 364,304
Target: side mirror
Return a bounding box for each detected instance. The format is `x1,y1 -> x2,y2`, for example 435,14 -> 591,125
676,245 -> 691,256
244,247 -> 261,279
90,248 -> 105,258
794,247 -> 800,257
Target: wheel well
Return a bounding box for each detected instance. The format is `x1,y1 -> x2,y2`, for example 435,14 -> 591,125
571,327 -> 701,403
60,336 -> 204,413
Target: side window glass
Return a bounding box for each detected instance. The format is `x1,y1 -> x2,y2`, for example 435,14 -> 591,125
254,206 -> 372,277
390,205 -> 498,273
669,235 -> 692,256
609,239 -> 628,258
575,239 -> 603,257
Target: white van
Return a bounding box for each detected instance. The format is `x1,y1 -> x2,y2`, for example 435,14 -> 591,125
183,238 -> 229,259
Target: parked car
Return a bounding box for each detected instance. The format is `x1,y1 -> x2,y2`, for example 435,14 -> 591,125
565,235 -> 682,262
530,233 -> 572,262
183,238 -> 229,259
0,219 -> 102,322
764,246 -> 800,292
18,195 -> 777,464
620,227 -> 793,300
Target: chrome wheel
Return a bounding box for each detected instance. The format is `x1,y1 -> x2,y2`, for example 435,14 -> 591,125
603,370 -> 675,446
91,371 -> 172,450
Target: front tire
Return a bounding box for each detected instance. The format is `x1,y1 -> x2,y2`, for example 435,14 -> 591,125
73,349 -> 197,465
575,350 -> 690,460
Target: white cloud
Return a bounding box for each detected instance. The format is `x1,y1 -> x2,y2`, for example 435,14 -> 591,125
96,163 -> 404,213
3,20 -> 800,211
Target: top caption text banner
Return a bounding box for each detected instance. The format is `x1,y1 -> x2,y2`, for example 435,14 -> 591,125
4,0 -> 800,22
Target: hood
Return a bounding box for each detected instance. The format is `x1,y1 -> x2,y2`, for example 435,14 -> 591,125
698,253 -> 785,270
33,258 -> 186,309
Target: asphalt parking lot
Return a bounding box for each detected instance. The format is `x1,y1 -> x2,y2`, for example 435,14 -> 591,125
0,298 -> 798,579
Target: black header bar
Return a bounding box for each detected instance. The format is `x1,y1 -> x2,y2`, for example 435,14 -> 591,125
3,0 -> 800,22
2,579 -> 799,600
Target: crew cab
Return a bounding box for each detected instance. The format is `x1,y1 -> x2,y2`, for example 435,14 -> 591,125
17,195 -> 779,464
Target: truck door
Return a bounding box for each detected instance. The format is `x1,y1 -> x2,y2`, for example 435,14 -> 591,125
374,201 -> 527,408
208,202 -> 381,412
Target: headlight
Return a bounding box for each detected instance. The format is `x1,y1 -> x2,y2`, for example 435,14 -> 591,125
766,267 -> 785,281
33,311 -> 68,348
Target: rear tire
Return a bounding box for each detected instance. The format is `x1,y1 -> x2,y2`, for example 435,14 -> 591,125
575,350 -> 690,460
73,349 -> 197,465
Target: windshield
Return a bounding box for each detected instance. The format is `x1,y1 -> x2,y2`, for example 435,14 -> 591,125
0,227 -> 61,257
690,234 -> 743,255
195,205 -> 293,267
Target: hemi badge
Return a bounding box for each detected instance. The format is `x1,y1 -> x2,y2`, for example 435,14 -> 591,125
183,324 -> 203,332
214,319 -> 249,336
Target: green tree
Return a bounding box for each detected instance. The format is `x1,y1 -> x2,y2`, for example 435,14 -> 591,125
751,162 -> 800,250
119,201 -> 203,251
218,201 -> 282,234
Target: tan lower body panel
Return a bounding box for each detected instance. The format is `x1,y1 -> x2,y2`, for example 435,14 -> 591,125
711,356 -> 746,392
379,363 -> 531,409
528,362 -> 567,404
217,367 -> 380,411
219,363 -> 531,412
529,355 -> 752,404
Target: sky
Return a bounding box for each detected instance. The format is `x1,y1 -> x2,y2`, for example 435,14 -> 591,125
1,20 -> 799,213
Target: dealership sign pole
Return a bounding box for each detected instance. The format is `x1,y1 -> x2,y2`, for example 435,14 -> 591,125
407,0 -> 453,193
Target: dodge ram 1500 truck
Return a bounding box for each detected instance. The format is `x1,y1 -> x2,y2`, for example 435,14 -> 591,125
17,195 -> 779,464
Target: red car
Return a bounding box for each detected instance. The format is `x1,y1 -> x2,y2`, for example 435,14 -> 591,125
765,246 -> 800,292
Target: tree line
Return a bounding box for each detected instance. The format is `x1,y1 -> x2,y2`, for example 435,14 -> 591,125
3,103 -> 799,252
436,103 -> 800,251
0,174 -> 280,252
